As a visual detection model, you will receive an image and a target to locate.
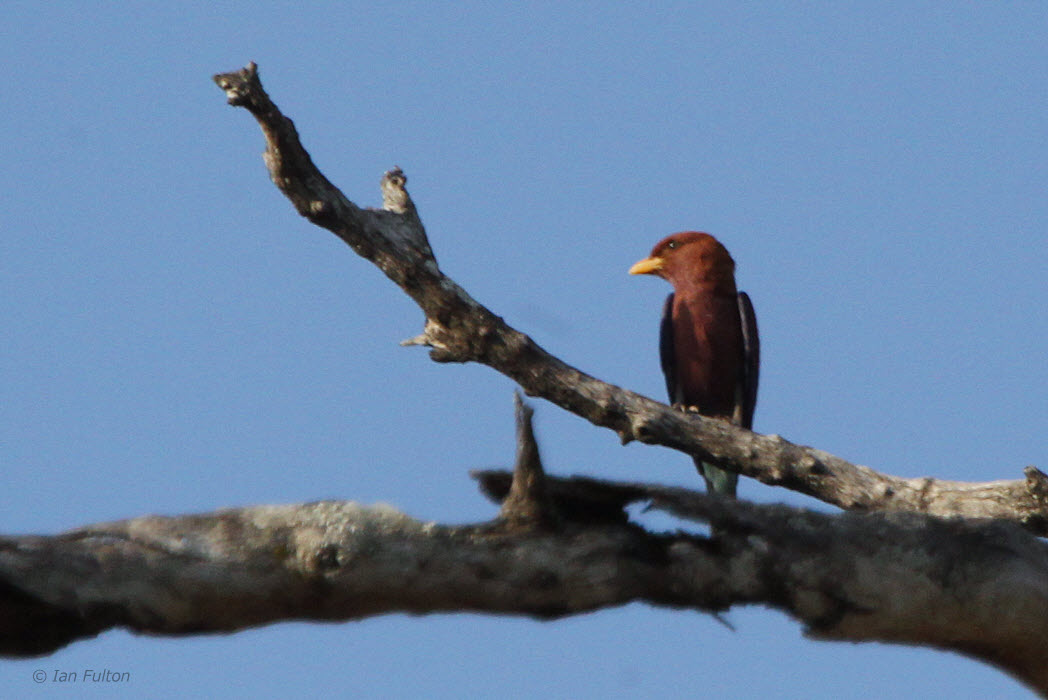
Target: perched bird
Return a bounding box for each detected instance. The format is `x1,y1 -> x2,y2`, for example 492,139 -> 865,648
629,232 -> 759,497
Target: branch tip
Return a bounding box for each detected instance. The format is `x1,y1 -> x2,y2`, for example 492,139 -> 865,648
212,62 -> 261,107
400,334 -> 431,348
380,167 -> 413,215
498,393 -> 558,528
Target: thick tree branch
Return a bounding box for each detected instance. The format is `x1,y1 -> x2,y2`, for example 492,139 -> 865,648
3,461 -> 1047,692
4,62 -> 1027,689
212,62 -> 1046,531
0,53 -> 1039,700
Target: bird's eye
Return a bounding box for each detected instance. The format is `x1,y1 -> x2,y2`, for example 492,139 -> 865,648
667,241 -> 680,249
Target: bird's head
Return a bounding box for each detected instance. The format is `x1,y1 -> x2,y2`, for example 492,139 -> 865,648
629,231 -> 737,292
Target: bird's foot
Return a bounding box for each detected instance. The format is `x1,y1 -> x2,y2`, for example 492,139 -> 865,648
671,402 -> 703,415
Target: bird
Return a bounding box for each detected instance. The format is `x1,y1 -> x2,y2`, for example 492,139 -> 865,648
629,231 -> 759,497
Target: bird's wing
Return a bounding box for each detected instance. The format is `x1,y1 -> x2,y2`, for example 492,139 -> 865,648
737,291 -> 759,429
659,292 -> 678,403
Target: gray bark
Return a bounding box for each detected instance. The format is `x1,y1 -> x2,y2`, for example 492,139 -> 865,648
1,62 -> 1045,697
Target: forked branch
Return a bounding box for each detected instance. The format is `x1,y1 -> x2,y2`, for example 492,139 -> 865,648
212,61 -> 1048,530
5,63 -> 1043,694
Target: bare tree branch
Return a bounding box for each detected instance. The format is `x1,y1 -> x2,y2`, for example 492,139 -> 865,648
4,61 -> 1044,695
212,62 -> 1047,530
213,62 -> 1048,690
3,443 -> 1047,692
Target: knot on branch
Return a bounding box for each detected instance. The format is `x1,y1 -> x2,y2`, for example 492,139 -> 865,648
1024,466 -> 1048,502
380,167 -> 412,214
377,167 -> 436,266
1021,466 -> 1048,533
627,411 -> 663,444
314,543 -> 342,571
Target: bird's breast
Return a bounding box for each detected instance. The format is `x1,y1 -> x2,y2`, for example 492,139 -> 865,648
671,291 -> 743,419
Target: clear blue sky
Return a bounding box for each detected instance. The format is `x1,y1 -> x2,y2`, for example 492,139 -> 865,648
2,3 -> 1045,698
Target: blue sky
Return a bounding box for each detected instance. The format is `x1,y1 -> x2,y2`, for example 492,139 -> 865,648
2,3 -> 1045,698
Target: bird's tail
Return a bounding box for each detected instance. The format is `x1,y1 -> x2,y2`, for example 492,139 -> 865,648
695,459 -> 737,498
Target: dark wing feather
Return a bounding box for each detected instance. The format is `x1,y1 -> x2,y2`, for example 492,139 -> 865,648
737,291 -> 759,429
659,293 -> 677,403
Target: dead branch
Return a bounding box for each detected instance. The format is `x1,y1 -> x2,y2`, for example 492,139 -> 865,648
2,415 -> 1047,692
4,62 -> 1045,696
211,62 -> 1047,531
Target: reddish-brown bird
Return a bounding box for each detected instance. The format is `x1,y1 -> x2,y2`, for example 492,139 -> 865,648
629,232 -> 759,496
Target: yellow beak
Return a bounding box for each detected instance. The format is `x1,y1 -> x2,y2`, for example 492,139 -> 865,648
628,256 -> 665,276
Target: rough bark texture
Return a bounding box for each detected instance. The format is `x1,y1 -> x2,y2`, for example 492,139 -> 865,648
3,458 -> 1048,692
0,62 -> 1044,696
209,62 -> 1048,532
